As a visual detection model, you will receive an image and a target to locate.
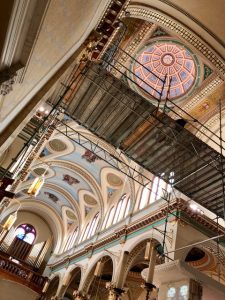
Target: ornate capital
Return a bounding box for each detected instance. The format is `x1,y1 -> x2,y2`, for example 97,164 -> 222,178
73,290 -> 90,300
106,282 -> 127,300
0,64 -> 22,95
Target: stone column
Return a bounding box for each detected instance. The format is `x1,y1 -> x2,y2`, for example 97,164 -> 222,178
115,251 -> 129,289
143,240 -> 157,299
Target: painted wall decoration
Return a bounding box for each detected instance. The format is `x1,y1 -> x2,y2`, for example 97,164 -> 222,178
39,147 -> 51,157
82,150 -> 101,163
130,40 -> 200,106
44,191 -> 59,203
107,187 -> 116,199
85,206 -> 92,216
66,210 -> 77,220
63,174 -> 80,185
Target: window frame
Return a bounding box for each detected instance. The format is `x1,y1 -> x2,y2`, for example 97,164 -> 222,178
15,223 -> 36,245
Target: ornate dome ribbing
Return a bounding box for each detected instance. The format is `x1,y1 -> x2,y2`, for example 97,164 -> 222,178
133,41 -> 196,101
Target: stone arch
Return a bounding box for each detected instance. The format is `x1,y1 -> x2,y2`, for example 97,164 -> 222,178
1,199 -> 64,253
62,266 -> 83,299
126,5 -> 225,78
46,159 -> 104,223
45,274 -> 61,300
124,230 -> 168,256
81,254 -> 115,295
183,243 -> 225,284
122,236 -> 165,287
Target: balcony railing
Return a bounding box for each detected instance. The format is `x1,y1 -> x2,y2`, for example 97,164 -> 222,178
0,253 -> 47,293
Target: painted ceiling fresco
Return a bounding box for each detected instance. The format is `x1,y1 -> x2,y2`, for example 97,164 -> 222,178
16,132 -> 123,225
132,40 -> 198,102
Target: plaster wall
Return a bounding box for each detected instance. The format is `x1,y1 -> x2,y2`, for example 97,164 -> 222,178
173,221 -> 208,260
0,279 -> 37,300
0,0 -> 108,131
0,136 -> 24,168
203,284 -> 225,300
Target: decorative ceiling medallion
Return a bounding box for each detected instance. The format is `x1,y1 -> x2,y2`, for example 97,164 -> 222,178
83,195 -> 97,206
66,210 -> 76,220
49,139 -> 67,152
33,167 -> 47,176
107,173 -> 123,187
131,40 -> 199,104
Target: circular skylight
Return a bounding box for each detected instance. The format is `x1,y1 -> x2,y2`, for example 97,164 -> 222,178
133,41 -> 197,101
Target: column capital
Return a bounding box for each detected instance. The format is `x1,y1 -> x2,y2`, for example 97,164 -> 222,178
141,282 -> 157,299
73,290 -> 90,300
106,282 -> 127,300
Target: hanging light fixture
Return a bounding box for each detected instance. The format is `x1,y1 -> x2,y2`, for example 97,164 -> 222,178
27,175 -> 45,197
27,163 -> 49,197
2,200 -> 21,231
3,211 -> 18,230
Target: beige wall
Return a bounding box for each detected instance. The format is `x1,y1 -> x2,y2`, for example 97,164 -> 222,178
0,136 -> 24,169
0,0 -> 107,133
0,279 -> 38,300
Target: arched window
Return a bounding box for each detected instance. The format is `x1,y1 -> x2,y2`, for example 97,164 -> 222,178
118,195 -> 130,222
64,227 -> 78,252
167,287 -> 176,300
81,223 -> 90,242
87,213 -> 99,239
113,198 -> 123,224
179,285 -> 188,299
104,194 -> 130,228
80,213 -> 99,242
104,206 -> 115,229
15,224 -> 36,245
139,185 -> 151,209
139,172 -> 174,209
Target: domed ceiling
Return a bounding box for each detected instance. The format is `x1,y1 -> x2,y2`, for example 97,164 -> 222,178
131,40 -> 199,105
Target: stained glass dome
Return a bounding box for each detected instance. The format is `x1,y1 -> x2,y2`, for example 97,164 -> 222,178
132,41 -> 197,102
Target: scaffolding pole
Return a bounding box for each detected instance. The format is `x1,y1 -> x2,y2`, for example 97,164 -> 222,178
54,120 -> 153,189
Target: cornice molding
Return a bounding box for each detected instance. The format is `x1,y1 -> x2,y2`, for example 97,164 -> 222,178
49,198 -> 225,271
126,5 -> 225,79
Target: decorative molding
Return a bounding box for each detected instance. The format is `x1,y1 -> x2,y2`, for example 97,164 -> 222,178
170,75 -> 223,118
126,5 -> 225,78
111,22 -> 155,77
196,108 -> 225,140
0,0 -> 29,67
49,199 -> 225,271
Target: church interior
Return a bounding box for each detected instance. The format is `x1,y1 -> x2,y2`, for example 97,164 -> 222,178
0,1 -> 225,299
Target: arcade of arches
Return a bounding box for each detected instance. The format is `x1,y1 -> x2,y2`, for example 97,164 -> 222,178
0,1 -> 225,300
